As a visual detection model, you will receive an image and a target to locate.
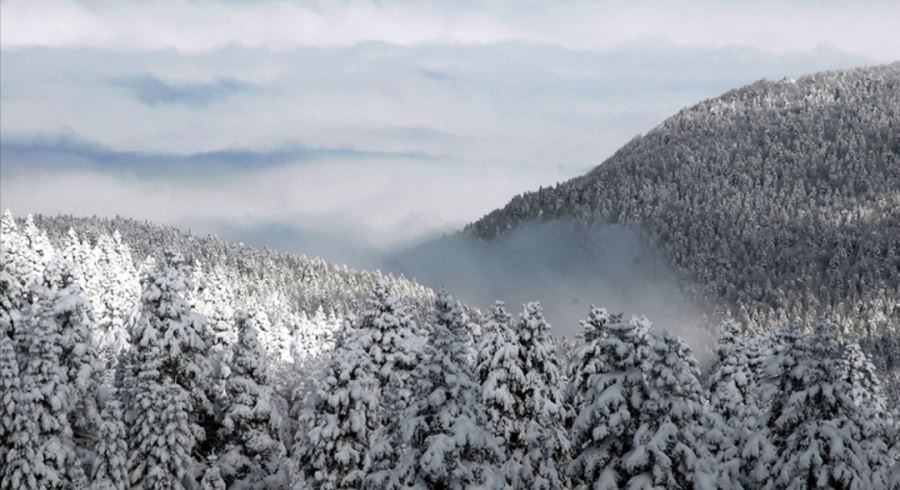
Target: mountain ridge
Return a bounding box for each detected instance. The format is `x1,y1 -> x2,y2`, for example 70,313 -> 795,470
466,62 -> 900,374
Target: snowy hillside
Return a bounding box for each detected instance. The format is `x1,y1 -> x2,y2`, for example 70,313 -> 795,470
29,213 -> 436,317
2,207 -> 899,488
4,211 -> 435,391
468,63 -> 900,375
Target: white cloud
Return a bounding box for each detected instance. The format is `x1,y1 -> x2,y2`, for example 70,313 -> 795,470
0,154 -> 565,256
2,0 -> 898,61
1,1 -> 893,264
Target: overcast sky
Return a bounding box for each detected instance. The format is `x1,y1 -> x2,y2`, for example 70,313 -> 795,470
2,0 -> 897,266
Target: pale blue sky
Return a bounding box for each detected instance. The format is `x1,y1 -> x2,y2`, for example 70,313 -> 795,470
2,0 -> 897,264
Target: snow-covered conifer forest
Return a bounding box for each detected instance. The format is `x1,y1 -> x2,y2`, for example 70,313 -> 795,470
2,57 -> 899,490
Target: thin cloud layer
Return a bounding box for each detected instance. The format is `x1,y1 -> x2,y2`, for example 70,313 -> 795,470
111,75 -> 257,107
2,0 -> 898,61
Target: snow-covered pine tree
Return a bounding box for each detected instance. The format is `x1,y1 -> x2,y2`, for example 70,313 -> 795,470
127,379 -> 197,490
626,330 -> 711,489
19,214 -> 54,277
568,314 -> 652,489
293,320 -> 380,490
90,396 -> 128,490
0,336 -> 40,490
707,319 -> 755,425
12,275 -> 87,488
1,212 -> 49,344
355,279 -> 422,489
843,341 -> 898,488
761,325 -> 893,489
702,319 -> 757,489
254,293 -> 297,365
217,309 -> 286,489
355,279 -> 421,404
0,210 -> 20,253
191,264 -> 237,354
740,327 -> 803,487
124,251 -> 209,488
0,336 -> 21,477
392,292 -> 504,489
506,302 -> 569,489
566,306 -> 615,428
60,228 -> 87,272
92,232 -> 139,374
475,301 -> 520,454
0,212 -> 26,340
40,259 -> 103,464
843,342 -> 892,430
189,262 -> 242,462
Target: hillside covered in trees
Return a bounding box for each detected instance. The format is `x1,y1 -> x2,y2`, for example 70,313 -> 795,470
1,210 -> 898,488
467,62 -> 900,379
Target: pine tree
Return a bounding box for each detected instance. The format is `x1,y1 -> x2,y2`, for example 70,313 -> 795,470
626,330 -> 711,489
566,306 -> 616,428
842,342 -> 896,488
843,342 -> 891,428
392,292 -> 504,489
41,259 -> 102,462
355,279 -> 422,489
507,302 -> 569,489
127,380 -> 197,490
1,346 -> 39,490
131,251 -> 212,422
703,319 -> 757,489
475,301 -> 520,452
741,327 -> 803,487
707,320 -> 755,424
11,276 -> 87,488
293,322 -> 380,490
568,314 -> 652,489
217,309 -> 286,489
124,251 -> 207,489
1,211 -> 34,341
0,210 -> 19,252
0,216 -> 38,488
0,337 -> 22,479
91,396 -> 128,490
93,232 -> 139,374
355,279 -> 420,406
760,326 -> 892,489
0,225 -> 24,340
19,214 -> 54,278
191,264 -> 237,354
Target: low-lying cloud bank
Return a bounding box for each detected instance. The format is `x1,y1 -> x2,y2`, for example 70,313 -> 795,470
0,142 -> 562,252
384,221 -> 712,354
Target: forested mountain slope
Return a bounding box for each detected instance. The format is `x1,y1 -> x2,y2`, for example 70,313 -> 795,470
4,211 -> 897,488
5,212 -> 434,385
28,214 -> 435,316
467,63 -> 900,369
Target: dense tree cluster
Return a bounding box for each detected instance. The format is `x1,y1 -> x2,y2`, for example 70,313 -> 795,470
1,212 -> 898,488
29,213 -> 435,320
466,62 -> 900,389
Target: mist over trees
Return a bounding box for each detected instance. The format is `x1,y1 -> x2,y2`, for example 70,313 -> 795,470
1,211 -> 897,489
